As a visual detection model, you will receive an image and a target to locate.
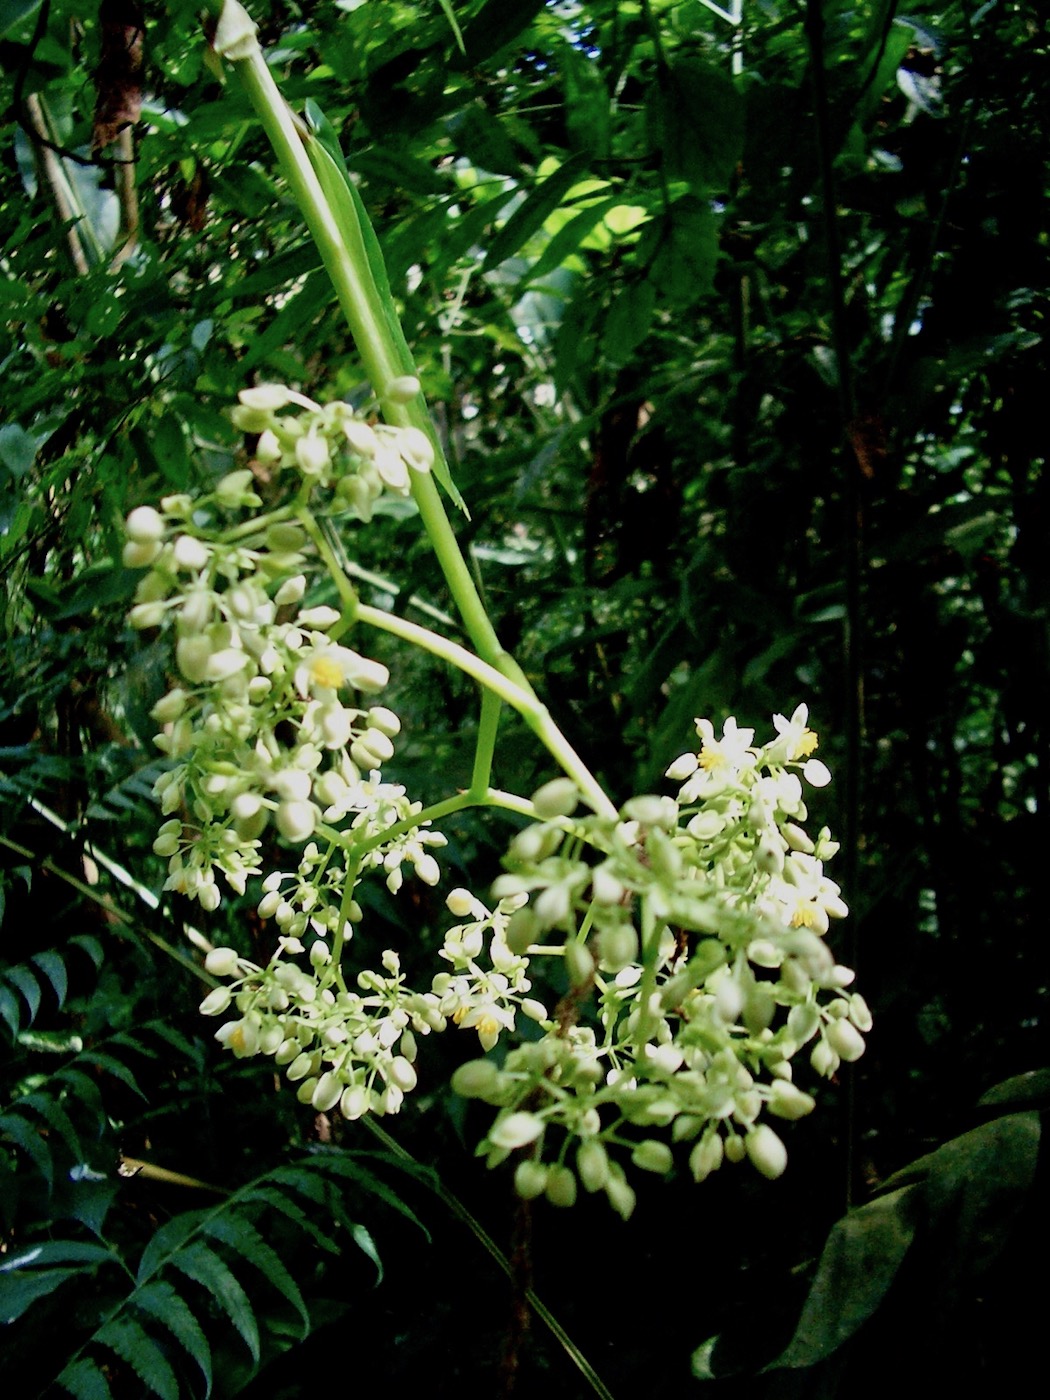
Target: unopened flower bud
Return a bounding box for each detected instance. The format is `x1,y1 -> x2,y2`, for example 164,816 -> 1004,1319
205,947 -> 241,977
632,1139 -> 674,1175
564,941 -> 594,989
577,1139 -> 610,1193
451,1059 -> 502,1100
385,374 -> 421,403
745,1124 -> 788,1179
544,1165 -> 577,1208
490,1111 -> 544,1150
826,1018 -> 865,1062
532,778 -> 579,819
514,1159 -> 548,1200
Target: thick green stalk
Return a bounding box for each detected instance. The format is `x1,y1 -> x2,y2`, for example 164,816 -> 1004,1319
212,2 -> 523,682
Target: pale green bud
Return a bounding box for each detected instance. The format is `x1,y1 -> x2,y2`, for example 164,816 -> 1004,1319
311,1072 -> 343,1113
123,539 -> 161,568
564,940 -> 595,989
531,778 -> 579,819
397,426 -> 435,471
385,374 -> 421,403
810,1037 -> 840,1078
126,506 -> 165,543
689,1131 -> 724,1182
724,1134 -> 746,1164
490,1111 -> 544,1150
597,924 -> 638,972
205,947 -> 241,977
340,1085 -> 369,1120
631,1140 -> 674,1175
746,1124 -> 788,1179
367,705 -> 401,737
387,1057 -> 417,1093
514,1159 -> 548,1200
826,1018 -> 865,1062
604,1166 -> 636,1221
214,469 -> 258,508
286,1052 -> 316,1083
767,1080 -> 816,1121
544,1165 -> 577,1208
128,601 -> 165,629
451,1059 -> 501,1100
199,987 -> 232,1016
172,535 -> 210,571
577,1139 -> 610,1193
849,993 -> 873,1032
276,801 -> 316,843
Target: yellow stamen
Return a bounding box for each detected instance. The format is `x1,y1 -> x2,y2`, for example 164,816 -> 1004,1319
476,1014 -> 500,1038
791,902 -> 820,930
699,744 -> 725,772
792,729 -> 819,759
310,656 -> 343,690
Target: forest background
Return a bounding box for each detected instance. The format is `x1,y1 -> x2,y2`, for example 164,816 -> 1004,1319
1,1 -> 1047,1396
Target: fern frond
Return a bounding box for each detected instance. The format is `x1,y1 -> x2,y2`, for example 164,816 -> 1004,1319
132,1281 -> 213,1398
56,1356 -> 114,1400
202,1215 -> 310,1336
169,1240 -> 262,1364
95,1315 -> 181,1400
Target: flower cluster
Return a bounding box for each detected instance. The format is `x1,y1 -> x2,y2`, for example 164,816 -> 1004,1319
448,709 -> 869,1216
124,452 -> 442,911
228,381 -> 435,522
124,386 -> 867,1217
200,940 -> 444,1118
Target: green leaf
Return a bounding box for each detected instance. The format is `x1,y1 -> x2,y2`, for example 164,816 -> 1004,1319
765,1184 -> 920,1370
0,984 -> 21,1037
82,1051 -> 148,1099
71,934 -> 104,970
31,948 -> 68,1009
0,0 -> 42,41
483,154 -> 589,270
880,1112 -> 1041,1276
602,278 -> 657,364
136,1211 -> 207,1285
0,422 -> 38,478
171,1241 -> 261,1364
526,195 -> 626,284
0,1110 -> 53,1186
202,1215 -> 310,1335
21,1090 -> 83,1160
562,46 -> 611,160
133,1281 -> 213,1398
1,1240 -> 116,1271
237,1184 -> 340,1255
647,58 -> 744,192
0,1266 -> 81,1323
3,963 -> 41,1024
96,1315 -> 180,1400
447,101 -> 524,177
978,1069 -> 1050,1112
145,412 -> 189,487
454,0 -> 548,67
648,194 -> 720,305
56,1357 -> 114,1400
349,1222 -> 383,1285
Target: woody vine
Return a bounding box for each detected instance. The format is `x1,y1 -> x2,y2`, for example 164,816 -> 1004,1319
124,0 -> 869,1219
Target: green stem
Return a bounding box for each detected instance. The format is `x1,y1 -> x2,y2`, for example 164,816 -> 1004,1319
471,688 -> 502,795
296,505 -> 360,616
357,603 -> 617,819
215,5 -> 527,684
